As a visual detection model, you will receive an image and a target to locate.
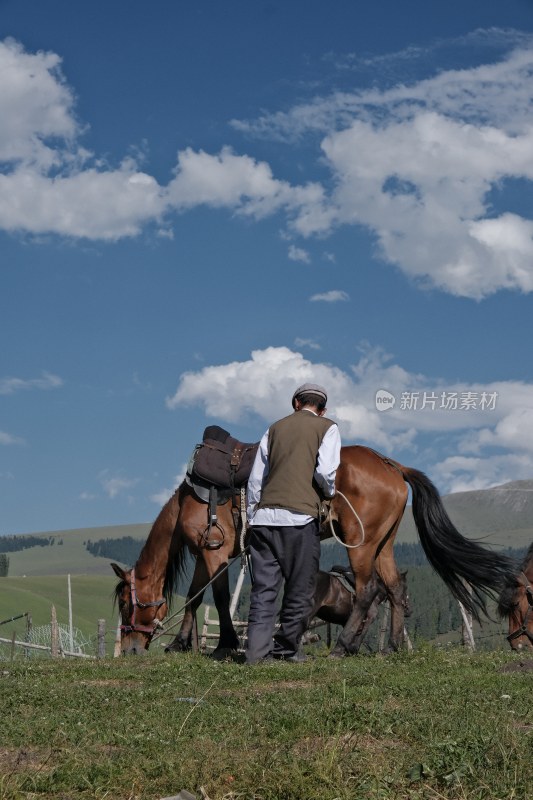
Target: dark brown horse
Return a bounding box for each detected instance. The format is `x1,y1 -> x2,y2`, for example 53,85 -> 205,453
306,567 -> 411,651
498,542 -> 533,651
113,445 -> 517,657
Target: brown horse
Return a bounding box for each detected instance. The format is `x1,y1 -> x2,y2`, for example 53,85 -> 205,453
112,481 -> 243,657
306,566 -> 411,650
498,542 -> 533,651
326,447 -> 516,657
113,445 -> 517,657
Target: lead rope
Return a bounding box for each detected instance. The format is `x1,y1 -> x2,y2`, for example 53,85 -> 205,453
328,490 -> 365,549
240,486 -> 248,571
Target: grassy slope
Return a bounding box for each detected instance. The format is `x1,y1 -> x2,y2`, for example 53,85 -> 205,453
3,523 -> 151,577
1,648 -> 531,800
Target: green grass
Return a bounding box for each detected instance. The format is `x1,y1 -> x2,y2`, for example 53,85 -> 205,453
0,647 -> 531,800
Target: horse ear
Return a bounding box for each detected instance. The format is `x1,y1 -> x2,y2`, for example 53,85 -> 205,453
111,562 -> 126,580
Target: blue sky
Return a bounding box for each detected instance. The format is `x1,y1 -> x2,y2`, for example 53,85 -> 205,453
1,0 -> 533,535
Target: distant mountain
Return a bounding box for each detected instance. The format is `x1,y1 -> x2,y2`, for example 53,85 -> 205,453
397,479 -> 533,549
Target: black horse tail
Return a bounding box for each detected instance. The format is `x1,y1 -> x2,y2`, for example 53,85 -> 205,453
402,467 -> 518,622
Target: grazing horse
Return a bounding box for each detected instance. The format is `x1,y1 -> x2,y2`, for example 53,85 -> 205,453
113,445 -> 517,657
305,566 -> 411,651
112,481 -> 243,657
498,542 -> 533,651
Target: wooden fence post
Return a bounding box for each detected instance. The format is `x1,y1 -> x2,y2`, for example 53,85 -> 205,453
97,619 -> 106,658
201,606 -> 210,652
114,614 -> 122,658
50,605 -> 59,658
378,602 -> 390,652
459,600 -> 475,651
24,613 -> 32,659
67,574 -> 74,653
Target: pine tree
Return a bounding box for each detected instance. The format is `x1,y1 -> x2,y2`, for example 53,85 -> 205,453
0,553 -> 9,577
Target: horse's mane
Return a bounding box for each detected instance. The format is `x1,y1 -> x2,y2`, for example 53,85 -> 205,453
497,542 -> 533,617
112,486 -> 188,610
112,579 -> 126,609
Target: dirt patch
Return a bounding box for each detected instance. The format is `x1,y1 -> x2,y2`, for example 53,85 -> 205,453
0,746 -> 52,774
500,659 -> 533,673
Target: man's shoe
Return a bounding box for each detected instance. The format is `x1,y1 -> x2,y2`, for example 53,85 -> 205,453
245,654 -> 275,665
273,653 -> 309,663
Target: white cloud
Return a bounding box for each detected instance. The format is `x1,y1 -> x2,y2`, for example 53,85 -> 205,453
294,337 -> 321,350
166,345 -> 533,492
235,40 -> 533,299
0,430 -> 25,446
309,290 -> 349,302
433,453 -> 533,494
166,346 -> 354,423
0,38 -> 80,170
0,371 -> 63,395
3,36 -> 533,299
150,468 -> 187,506
288,244 -> 310,263
0,41 -> 323,240
99,471 -> 139,499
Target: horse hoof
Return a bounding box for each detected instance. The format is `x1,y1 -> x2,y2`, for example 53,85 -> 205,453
164,641 -> 190,654
328,648 -> 347,659
211,647 -> 236,661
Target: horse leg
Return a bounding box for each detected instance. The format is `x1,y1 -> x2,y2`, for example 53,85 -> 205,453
376,543 -> 405,653
210,561 -> 240,659
165,559 -> 208,653
329,556 -> 380,657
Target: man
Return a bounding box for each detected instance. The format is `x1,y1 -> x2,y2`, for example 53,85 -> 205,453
245,383 -> 341,664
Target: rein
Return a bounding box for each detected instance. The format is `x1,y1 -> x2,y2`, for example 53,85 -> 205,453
150,543 -> 251,646
507,571 -> 533,645
324,448 -> 402,550
120,567 -> 166,639
326,491 -> 366,549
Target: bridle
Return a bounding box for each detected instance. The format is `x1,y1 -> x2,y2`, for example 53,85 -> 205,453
120,567 -> 166,640
507,571 -> 533,646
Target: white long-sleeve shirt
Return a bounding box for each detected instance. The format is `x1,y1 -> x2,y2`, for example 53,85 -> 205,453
246,410 -> 341,526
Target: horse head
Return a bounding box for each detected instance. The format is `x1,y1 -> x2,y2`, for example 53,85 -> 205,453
111,562 -> 168,655
506,571 -> 533,651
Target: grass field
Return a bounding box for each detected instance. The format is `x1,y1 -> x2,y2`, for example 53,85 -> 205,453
0,647 -> 531,800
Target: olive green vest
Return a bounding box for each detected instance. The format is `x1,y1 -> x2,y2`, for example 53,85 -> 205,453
257,410 -> 335,518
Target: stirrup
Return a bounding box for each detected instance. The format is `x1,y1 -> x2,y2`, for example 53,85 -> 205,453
201,521 -> 225,550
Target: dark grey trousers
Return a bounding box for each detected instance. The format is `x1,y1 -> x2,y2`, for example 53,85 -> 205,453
245,521 -> 320,664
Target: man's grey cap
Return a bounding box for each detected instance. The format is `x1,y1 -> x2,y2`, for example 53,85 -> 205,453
292,383 -> 328,408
